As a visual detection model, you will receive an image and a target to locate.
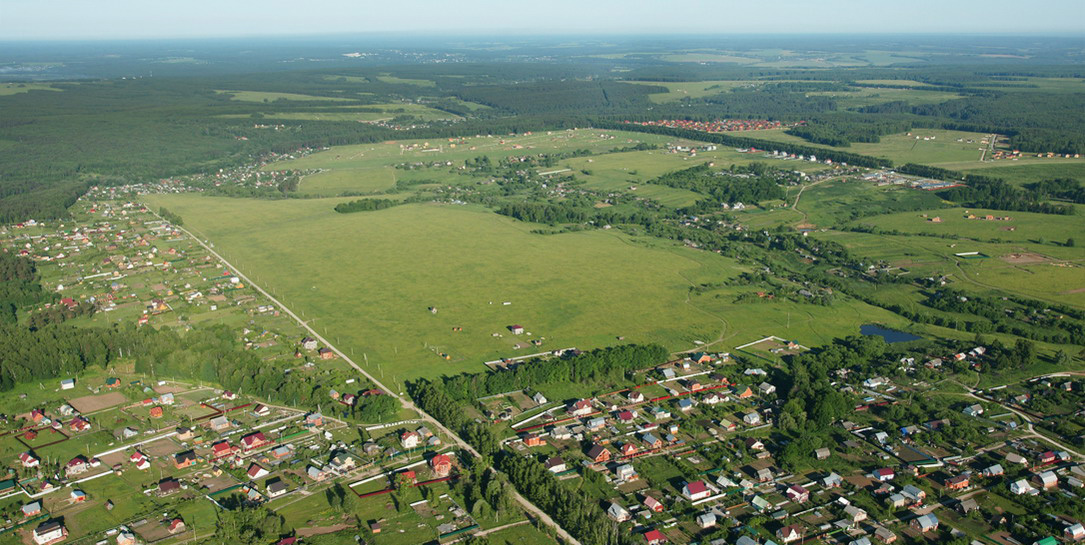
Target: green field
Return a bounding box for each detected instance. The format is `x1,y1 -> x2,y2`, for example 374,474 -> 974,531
141,189 -> 928,383
141,196 -> 743,382
939,159 -> 1085,185
263,129 -> 678,196
736,128 -> 992,166
0,83 -> 62,95
219,103 -> 457,123
375,75 -> 436,87
216,90 -> 354,102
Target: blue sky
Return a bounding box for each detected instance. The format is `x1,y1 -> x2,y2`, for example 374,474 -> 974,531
2,0 -> 1083,40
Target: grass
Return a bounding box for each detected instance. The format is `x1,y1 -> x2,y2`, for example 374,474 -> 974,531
219,103 -> 458,123
938,160 -> 1085,185
818,227 -> 1085,309
140,196 -> 742,383
734,128 -> 991,166
215,90 -> 353,102
375,75 -> 436,87
262,129 -> 677,197
0,83 -> 62,95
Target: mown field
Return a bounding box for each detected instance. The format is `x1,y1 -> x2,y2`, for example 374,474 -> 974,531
142,196 -> 742,382
267,129 -> 680,196
735,128 -> 993,166
142,188 -> 924,383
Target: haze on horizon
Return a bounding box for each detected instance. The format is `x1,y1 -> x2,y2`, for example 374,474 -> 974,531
2,0 -> 1083,41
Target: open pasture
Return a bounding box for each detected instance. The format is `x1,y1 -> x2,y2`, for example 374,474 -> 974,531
849,207 -> 1085,248
734,128 -> 992,166
937,159 -> 1085,185
142,195 -> 743,381
818,229 -> 1085,308
264,129 -> 677,196
219,103 -> 457,123
0,83 -> 63,95
216,90 -> 354,102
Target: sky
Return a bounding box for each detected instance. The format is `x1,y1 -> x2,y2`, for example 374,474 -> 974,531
1,0 -> 1083,40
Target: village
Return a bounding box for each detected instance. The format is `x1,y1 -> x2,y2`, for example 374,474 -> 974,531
0,200 -> 499,545
470,345 -> 1085,545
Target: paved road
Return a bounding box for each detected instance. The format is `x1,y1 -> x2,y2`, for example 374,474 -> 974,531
160,212 -> 581,545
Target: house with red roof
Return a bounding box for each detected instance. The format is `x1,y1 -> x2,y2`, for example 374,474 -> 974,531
430,454 -> 452,477
682,480 -> 710,501
65,456 -> 89,476
20,452 -> 40,468
643,529 -> 668,545
643,495 -> 664,513
240,431 -> 269,452
210,441 -> 235,460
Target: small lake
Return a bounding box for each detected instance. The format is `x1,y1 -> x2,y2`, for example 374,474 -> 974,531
860,324 -> 922,343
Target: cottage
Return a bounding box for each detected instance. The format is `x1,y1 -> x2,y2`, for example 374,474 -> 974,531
901,484 -> 926,504
743,412 -> 762,426
642,433 -> 663,449
532,392 -> 548,405
872,468 -> 895,482
628,391 -> 645,403
253,404 -> 271,417
682,480 -> 711,501
210,441 -> 235,460
305,412 -> 323,427
208,415 -> 230,432
160,393 -> 175,405
643,529 -> 668,545
32,520 -> 67,545
174,450 -> 197,469
20,452 -> 40,468
777,524 -> 803,543
607,502 -> 631,522
786,484 -> 809,503
131,451 -> 152,470
400,431 -> 420,449
644,495 -> 663,513
22,501 -> 42,517
587,417 -> 606,431
958,498 -> 979,514
65,456 -> 89,476
1065,523 -> 1085,541
567,399 -> 594,416
872,527 -> 897,544
267,479 -> 289,498
545,457 -> 567,473
746,438 -> 765,451
962,404 -> 984,417
430,454 -> 453,477
815,447 -> 831,460
844,504 -> 868,523
756,467 -> 773,482
615,464 -> 637,482
697,512 -> 717,528
758,382 -> 776,395
318,348 -> 336,360
620,443 -> 638,457
981,464 -> 1004,477
586,444 -> 611,464
168,518 -> 186,534
176,427 -> 195,441
158,478 -> 181,495
944,474 -> 970,490
1035,471 -> 1058,489
306,465 -> 327,481
60,378 -> 75,390
247,463 -> 270,480
911,513 -> 939,532
823,472 -> 843,488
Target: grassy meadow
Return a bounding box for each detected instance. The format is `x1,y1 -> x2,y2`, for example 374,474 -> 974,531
266,129 -> 680,196
142,190 -> 920,382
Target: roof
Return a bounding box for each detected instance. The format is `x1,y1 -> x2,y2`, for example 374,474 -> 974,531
684,480 -> 707,495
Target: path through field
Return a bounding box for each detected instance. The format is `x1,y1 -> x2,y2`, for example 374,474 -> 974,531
153,208 -> 582,545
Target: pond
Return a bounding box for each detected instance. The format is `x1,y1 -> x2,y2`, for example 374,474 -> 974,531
860,324 -> 922,344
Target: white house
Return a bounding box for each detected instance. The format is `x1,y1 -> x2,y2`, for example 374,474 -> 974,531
682,480 -> 711,501
32,520 -> 66,545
